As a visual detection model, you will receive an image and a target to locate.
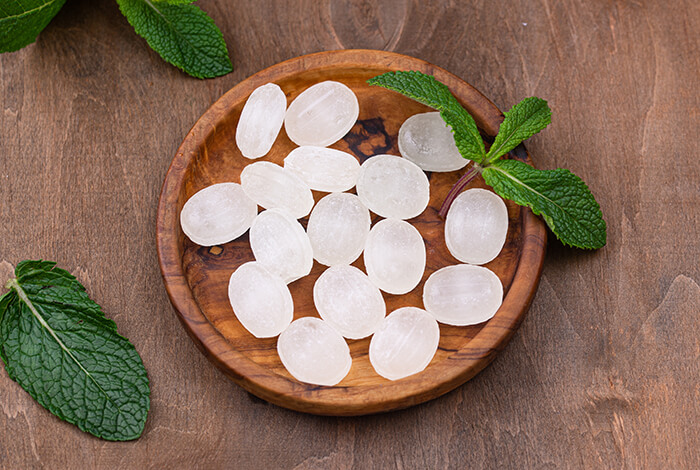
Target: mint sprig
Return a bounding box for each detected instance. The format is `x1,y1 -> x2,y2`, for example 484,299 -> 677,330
368,71 -> 607,250
0,260 -> 150,441
0,0 -> 232,79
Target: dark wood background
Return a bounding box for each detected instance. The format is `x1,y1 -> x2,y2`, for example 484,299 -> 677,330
1,0 -> 698,468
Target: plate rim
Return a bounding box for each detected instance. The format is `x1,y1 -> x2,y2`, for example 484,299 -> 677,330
156,49 -> 547,415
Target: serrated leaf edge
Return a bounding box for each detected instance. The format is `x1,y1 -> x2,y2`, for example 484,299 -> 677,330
5,278 -> 122,408
367,71 -> 486,162
486,97 -> 551,163
485,162 -> 606,249
118,0 -> 232,79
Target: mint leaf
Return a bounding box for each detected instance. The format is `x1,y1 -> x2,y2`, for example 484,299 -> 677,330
116,0 -> 232,79
0,0 -> 67,53
368,71 -> 486,162
482,159 -> 606,249
369,71 -> 607,250
0,261 -> 150,441
486,97 -> 551,163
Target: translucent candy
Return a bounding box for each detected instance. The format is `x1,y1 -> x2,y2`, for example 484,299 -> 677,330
284,146 -> 360,192
277,317 -> 351,386
445,188 -> 509,265
363,218 -> 426,295
313,265 -> 386,339
227,262 -> 293,338
422,264 -> 503,326
235,83 -> 287,159
369,307 -> 439,381
180,182 -> 257,246
307,192 -> 370,266
284,81 -> 359,147
240,161 -> 314,219
356,154 -> 430,219
249,209 -> 313,283
398,112 -> 469,172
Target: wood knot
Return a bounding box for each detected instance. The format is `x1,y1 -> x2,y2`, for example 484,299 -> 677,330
328,0 -> 409,50
344,118 -> 393,162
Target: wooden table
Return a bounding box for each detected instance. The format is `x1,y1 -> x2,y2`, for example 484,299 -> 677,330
1,0 -> 698,468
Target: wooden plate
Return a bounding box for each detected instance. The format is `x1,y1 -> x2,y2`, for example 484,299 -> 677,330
156,50 -> 546,415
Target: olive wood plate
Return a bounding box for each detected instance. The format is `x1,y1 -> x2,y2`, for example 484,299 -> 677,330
156,50 -> 546,415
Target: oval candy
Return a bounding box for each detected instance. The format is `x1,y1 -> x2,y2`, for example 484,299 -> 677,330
235,83 -> 287,159
363,218 -> 426,295
398,112 -> 469,172
356,154 -> 430,219
284,81 -> 359,147
284,146 -> 360,192
307,192 -> 370,266
250,209 -> 313,283
313,265 -> 386,339
445,188 -> 509,265
422,264 -> 503,326
227,262 -> 293,338
180,182 -> 257,246
277,317 -> 352,386
369,307 -> 439,381
240,161 -> 314,219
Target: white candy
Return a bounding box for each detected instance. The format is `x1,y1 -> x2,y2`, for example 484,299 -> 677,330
277,317 -> 351,386
369,307 -> 439,381
398,112 -> 469,172
249,209 -> 313,283
363,219 -> 426,295
423,264 -> 503,326
307,193 -> 370,266
240,161 -> 314,219
236,83 -> 287,159
180,183 -> 257,246
445,188 -> 509,265
313,265 -> 386,339
228,262 -> 293,338
356,154 -> 430,219
284,146 -> 360,192
284,81 -> 359,147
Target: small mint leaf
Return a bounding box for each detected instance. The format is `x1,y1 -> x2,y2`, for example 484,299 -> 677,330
482,159 -> 606,249
486,97 -> 551,163
0,0 -> 67,53
368,71 -> 486,162
0,261 -> 150,441
116,0 -> 232,79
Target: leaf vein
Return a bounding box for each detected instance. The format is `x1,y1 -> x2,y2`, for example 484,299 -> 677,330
8,279 -> 122,411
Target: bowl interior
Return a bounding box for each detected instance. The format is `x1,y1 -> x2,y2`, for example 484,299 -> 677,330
158,50 -> 545,415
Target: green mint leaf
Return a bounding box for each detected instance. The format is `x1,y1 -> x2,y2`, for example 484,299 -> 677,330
0,261 -> 150,441
116,0 -> 232,79
482,159 -> 606,249
0,0 -> 67,53
486,97 -> 551,163
15,260 -> 118,332
368,71 -> 486,162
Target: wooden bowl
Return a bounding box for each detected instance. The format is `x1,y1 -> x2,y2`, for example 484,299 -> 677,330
156,50 -> 546,415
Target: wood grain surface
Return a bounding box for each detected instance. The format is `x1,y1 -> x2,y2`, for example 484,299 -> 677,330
1,0 -> 698,468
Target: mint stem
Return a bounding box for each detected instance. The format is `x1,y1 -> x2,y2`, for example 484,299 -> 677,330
438,164 -> 483,218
